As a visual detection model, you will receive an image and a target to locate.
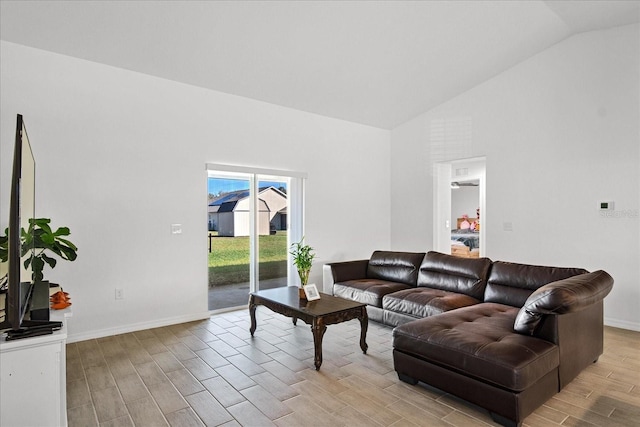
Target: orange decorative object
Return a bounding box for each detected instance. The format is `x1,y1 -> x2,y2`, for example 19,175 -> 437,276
50,290 -> 71,310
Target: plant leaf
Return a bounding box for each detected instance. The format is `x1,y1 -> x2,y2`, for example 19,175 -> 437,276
55,237 -> 78,251
41,253 -> 58,269
53,227 -> 71,237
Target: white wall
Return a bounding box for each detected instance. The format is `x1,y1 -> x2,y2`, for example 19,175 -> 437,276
0,41 -> 391,341
390,24 -> 640,330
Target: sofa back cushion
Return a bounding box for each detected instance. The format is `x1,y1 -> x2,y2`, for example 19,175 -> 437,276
514,270 -> 613,335
485,261 -> 588,307
416,251 -> 492,300
367,251 -> 425,286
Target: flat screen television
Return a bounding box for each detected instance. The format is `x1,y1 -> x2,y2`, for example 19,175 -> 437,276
0,114 -> 37,333
1,116 -> 63,339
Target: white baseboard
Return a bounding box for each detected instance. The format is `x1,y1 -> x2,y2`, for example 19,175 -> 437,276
604,317 -> 640,332
67,311 -> 212,343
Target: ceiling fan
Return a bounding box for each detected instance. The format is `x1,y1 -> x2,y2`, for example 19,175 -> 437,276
451,181 -> 479,189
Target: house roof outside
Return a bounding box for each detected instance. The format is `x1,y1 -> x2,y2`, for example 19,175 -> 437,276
217,201 -> 239,213
209,189 -> 251,207
209,187 -> 286,207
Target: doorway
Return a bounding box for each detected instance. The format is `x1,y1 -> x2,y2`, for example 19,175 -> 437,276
206,164 -> 306,311
434,157 -> 486,258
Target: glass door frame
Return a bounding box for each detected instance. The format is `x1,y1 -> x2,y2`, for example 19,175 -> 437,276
206,163 -> 306,294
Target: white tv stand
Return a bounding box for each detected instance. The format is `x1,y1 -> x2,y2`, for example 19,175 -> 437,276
0,309 -> 71,427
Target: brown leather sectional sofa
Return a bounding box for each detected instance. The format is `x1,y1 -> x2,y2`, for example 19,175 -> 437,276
323,251 -> 614,427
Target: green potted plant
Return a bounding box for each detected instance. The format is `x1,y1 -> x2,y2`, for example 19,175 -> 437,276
290,237 -> 315,298
0,218 -> 78,283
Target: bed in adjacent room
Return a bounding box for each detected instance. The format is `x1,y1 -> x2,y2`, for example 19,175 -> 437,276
451,217 -> 480,258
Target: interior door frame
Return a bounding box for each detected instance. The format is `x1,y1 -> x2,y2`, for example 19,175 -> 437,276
434,157 -> 486,257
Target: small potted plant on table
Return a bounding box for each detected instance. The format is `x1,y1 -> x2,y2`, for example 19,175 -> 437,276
290,237 -> 315,299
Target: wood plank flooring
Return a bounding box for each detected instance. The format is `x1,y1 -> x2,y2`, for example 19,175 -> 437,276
66,308 -> 640,426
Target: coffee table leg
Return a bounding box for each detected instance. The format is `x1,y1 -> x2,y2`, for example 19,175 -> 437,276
311,318 -> 327,370
359,307 -> 368,354
249,295 -> 257,337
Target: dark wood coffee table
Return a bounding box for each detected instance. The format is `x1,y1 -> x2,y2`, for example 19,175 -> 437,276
248,287 -> 368,370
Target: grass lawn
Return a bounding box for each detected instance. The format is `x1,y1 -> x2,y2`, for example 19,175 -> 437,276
208,231 -> 288,287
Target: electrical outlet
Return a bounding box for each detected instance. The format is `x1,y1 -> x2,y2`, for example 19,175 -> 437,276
115,288 -> 124,300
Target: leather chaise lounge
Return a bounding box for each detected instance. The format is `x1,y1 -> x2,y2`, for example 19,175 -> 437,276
323,251 -> 614,427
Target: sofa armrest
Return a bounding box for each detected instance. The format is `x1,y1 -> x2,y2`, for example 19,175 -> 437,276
514,270 -> 613,335
322,260 -> 369,294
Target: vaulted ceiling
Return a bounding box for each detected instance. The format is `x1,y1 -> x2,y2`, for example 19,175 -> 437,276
1,1 -> 638,129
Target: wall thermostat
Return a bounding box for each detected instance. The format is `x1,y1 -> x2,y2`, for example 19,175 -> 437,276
599,201 -> 614,211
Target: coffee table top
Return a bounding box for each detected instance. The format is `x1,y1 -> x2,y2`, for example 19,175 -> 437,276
250,286 -> 366,316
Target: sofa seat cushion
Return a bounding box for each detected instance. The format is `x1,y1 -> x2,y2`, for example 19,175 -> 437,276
334,280 -> 412,308
383,288 -> 480,318
392,303 -> 559,391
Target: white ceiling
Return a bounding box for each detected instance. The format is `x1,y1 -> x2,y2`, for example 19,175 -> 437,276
1,0 -> 639,129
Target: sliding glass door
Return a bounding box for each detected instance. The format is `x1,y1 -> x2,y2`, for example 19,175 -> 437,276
257,176 -> 289,291
207,175 -> 252,310
207,165 -> 305,311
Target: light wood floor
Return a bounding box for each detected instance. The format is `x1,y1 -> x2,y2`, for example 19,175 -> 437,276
66,308 -> 640,426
